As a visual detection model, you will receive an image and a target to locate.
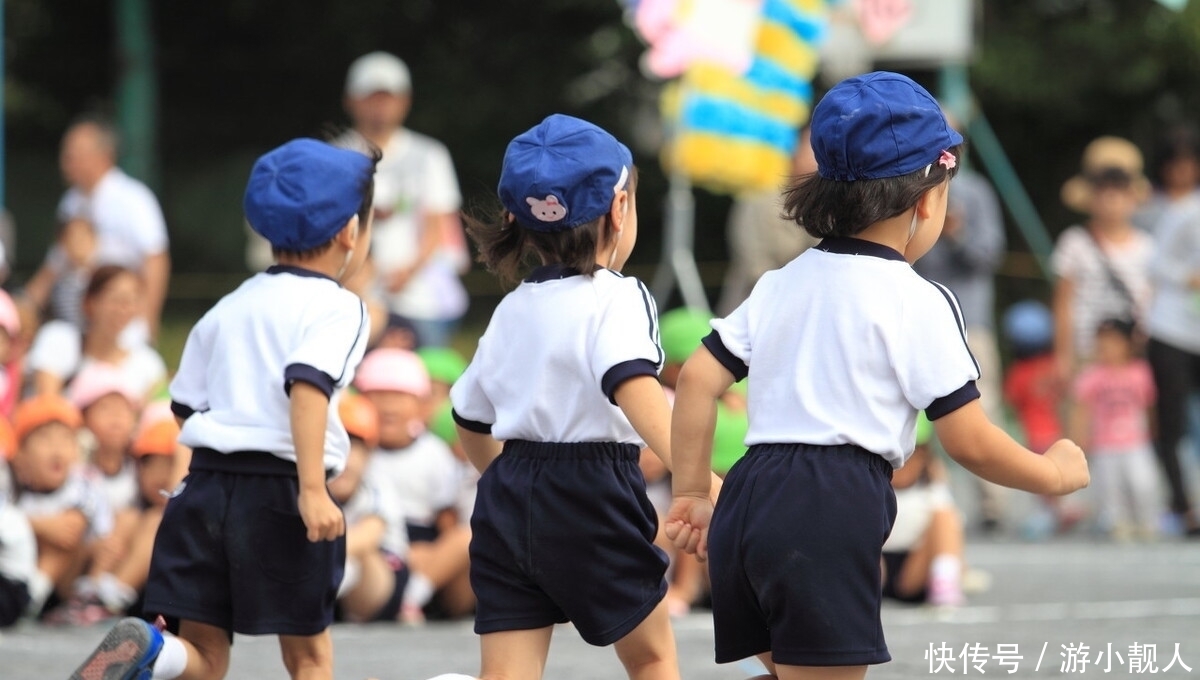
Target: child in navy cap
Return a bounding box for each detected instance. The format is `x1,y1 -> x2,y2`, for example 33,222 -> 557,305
438,114 -> 697,680
71,138 -> 379,680
666,72 -> 1090,678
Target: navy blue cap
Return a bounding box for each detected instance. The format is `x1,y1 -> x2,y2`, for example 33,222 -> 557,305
498,114 -> 633,232
811,72 -> 963,181
244,138 -> 375,251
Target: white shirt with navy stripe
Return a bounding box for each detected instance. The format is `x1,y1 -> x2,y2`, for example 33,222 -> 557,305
704,238 -> 980,468
450,264 -> 663,445
169,266 -> 371,474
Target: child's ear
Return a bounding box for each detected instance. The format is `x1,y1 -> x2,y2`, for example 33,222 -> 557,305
608,190 -> 629,236
336,215 -> 360,248
914,183 -> 947,219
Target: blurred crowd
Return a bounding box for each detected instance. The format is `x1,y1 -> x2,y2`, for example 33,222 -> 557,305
2,51 -> 1200,633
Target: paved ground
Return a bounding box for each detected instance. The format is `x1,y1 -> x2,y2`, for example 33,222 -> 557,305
4,537 -> 1199,679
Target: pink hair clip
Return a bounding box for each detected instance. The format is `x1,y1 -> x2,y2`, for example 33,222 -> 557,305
937,150 -> 957,170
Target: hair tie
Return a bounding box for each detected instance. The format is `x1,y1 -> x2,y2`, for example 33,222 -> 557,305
938,150 -> 957,170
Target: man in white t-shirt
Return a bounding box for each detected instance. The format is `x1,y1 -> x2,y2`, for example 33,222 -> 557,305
342,52 -> 469,348
22,117 -> 171,343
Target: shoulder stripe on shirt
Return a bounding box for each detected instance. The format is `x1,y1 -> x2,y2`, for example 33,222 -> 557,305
925,279 -> 980,377
634,278 -> 665,370
332,300 -> 370,386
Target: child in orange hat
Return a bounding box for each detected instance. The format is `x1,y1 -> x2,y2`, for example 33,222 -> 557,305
8,394 -> 111,617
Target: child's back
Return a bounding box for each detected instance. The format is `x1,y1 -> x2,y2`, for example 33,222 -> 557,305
721,242 -> 977,463
457,266 -> 659,444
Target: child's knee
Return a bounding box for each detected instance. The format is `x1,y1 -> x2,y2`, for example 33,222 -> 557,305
279,633 -> 334,675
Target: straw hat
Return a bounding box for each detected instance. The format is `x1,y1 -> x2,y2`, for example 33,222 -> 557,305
1060,136 -> 1151,213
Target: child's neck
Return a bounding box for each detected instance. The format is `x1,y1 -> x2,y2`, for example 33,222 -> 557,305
853,212 -> 912,255
1088,216 -> 1133,240
275,252 -> 346,281
82,333 -> 124,362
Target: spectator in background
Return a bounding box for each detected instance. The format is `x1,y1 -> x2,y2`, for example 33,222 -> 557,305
912,117 -> 1008,533
717,126 -> 820,316
1052,136 -> 1154,382
25,265 -> 167,401
341,51 -> 470,347
20,116 -> 170,344
1141,129 -> 1200,537
1132,125 -> 1200,235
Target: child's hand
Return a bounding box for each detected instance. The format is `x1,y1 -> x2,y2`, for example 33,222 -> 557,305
665,495 -> 713,561
1043,438 -> 1089,495
298,489 -> 346,542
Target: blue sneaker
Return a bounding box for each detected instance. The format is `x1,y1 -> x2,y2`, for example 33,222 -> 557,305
70,616 -> 164,680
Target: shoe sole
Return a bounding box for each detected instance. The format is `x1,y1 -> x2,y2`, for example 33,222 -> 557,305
69,618 -> 160,680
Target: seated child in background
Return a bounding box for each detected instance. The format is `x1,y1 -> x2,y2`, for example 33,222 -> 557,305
0,290 -> 23,417
55,400 -> 188,623
44,364 -> 144,623
1070,318 -> 1160,541
355,348 -> 473,622
881,413 -> 969,608
8,394 -> 111,616
0,417 -> 37,627
330,391 -> 412,623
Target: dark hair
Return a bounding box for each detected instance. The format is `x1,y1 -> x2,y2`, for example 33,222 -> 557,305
465,167 -> 639,287
85,265 -> 139,301
272,140 -> 383,261
1095,317 -> 1136,340
1150,125 -> 1200,184
781,144 -> 963,239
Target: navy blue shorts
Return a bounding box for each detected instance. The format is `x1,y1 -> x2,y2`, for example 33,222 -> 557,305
0,573 -> 29,628
708,443 -> 896,667
469,440 -> 668,646
144,449 -> 345,637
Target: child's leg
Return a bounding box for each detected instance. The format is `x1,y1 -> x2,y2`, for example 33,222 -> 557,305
112,506 -> 164,593
478,627 -> 553,680
1125,447 -> 1164,536
278,630 -> 334,680
406,524 -> 473,617
175,619 -> 233,679
611,599 -> 680,680
337,550 -> 395,622
773,663 -> 867,680
89,508 -> 140,576
894,508 -> 965,602
71,617 -> 230,680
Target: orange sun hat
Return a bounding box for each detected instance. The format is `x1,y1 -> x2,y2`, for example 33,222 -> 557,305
12,394 -> 84,443
338,391 -> 379,449
132,400 -> 181,457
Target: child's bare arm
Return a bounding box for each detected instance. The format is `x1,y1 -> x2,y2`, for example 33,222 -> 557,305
27,509 -> 88,551
614,375 -> 674,470
457,427 -> 503,473
665,347 -> 736,560
290,382 -> 345,542
670,348 -> 735,498
935,399 -> 1088,495
1068,398 -> 1090,450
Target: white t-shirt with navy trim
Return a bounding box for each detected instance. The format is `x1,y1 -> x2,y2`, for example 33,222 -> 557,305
169,265 -> 371,474
450,264 -> 663,445
705,238 -> 980,468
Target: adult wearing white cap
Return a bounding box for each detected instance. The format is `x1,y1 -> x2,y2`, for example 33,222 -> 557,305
342,51 -> 469,348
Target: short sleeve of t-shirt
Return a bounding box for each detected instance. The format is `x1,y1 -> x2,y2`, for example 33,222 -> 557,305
449,356 -> 496,433
26,320 -> 82,380
283,295 -> 371,398
707,299 -> 753,380
170,311 -> 216,417
892,282 -> 981,418
590,277 -> 664,403
1051,226 -> 1089,281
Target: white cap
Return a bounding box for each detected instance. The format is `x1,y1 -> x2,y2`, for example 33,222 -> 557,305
345,51 -> 411,98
